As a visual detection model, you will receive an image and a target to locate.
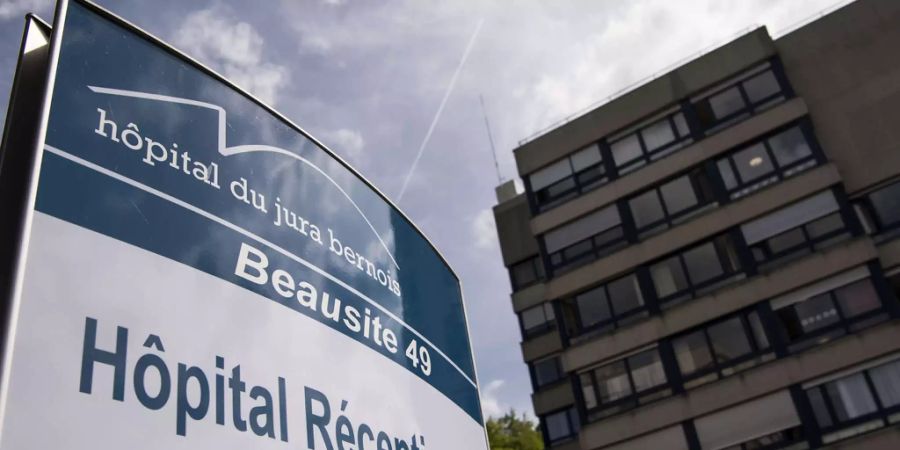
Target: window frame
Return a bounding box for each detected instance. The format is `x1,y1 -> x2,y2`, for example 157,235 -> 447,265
744,190 -> 856,272
670,308 -> 775,389
520,302 -> 557,339
543,205 -> 627,275
715,121 -> 823,200
626,166 -> 720,239
692,61 -> 791,135
560,272 -> 649,343
531,355 -> 565,390
772,275 -> 890,354
803,358 -> 900,445
509,256 -> 545,291
578,347 -> 672,421
607,108 -> 694,176
528,144 -> 609,213
541,406 -> 580,446
855,179 -> 900,241
649,233 -> 746,306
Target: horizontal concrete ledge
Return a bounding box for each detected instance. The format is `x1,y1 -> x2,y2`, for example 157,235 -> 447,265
564,237 -> 878,372
521,328 -> 563,363
823,425 -> 900,450
546,161 -> 840,302
580,320 -> 900,449
530,97 -> 809,236
532,380 -> 575,416
511,282 -> 548,313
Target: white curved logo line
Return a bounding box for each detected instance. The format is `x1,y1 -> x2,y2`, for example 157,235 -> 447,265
87,85 -> 400,270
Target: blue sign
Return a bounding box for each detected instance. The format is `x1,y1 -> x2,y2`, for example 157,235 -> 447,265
0,1 -> 488,448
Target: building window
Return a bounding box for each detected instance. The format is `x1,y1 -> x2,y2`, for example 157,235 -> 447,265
716,124 -> 820,199
741,190 -> 853,272
804,356 -> 900,444
542,407 -> 579,445
855,180 -> 900,240
772,268 -> 889,353
520,303 -> 556,338
649,234 -> 744,306
579,348 -> 670,421
694,390 -> 805,450
509,256 -> 545,291
560,273 -> 647,342
532,356 -> 564,389
608,107 -> 693,176
543,205 -> 626,275
528,143 -> 607,212
692,62 -> 788,134
628,167 -> 718,239
671,309 -> 773,389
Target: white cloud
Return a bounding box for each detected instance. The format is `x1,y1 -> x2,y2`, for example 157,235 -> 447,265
472,208 -> 497,251
172,7 -> 288,106
0,0 -> 44,20
480,379 -> 507,419
321,128 -> 365,162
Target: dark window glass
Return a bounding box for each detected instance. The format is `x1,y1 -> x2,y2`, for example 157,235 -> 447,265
743,70 -> 781,103
708,86 -> 745,119
609,110 -> 693,175
707,317 -> 753,364
805,358 -> 900,442
807,388 -> 833,428
650,256 -> 690,299
575,287 -> 611,329
869,182 -> 900,230
529,144 -> 607,212
733,143 -> 775,183
580,349 -> 670,420
683,242 -> 726,285
671,310 -> 772,386
543,206 -> 625,274
544,408 -> 578,443
628,350 -> 666,393
870,360 -> 900,408
521,303 -> 555,337
716,124 -> 818,199
775,277 -> 886,352
607,275 -> 644,316
628,168 -> 717,238
834,280 -> 880,318
611,134 -> 642,169
769,126 -> 812,167
792,293 -> 840,333
674,330 -> 714,376
650,234 -> 743,304
595,360 -> 631,403
825,374 -> 878,422
560,273 -> 647,341
660,176 -> 699,215
743,191 -> 851,271
510,257 -> 544,291
629,190 -> 665,229
533,357 -> 563,388
580,372 -> 597,410
693,64 -> 787,133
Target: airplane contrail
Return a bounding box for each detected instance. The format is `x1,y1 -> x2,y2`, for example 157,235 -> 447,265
396,18 -> 485,203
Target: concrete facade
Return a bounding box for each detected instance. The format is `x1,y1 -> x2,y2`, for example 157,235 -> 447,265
493,1 -> 900,449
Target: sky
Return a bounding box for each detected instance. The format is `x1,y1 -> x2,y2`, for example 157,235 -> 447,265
0,0 -> 852,421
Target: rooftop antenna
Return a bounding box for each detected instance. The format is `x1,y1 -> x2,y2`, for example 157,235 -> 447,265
479,94 -> 503,185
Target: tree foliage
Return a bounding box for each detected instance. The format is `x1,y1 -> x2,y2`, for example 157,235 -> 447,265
486,410 -> 544,450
